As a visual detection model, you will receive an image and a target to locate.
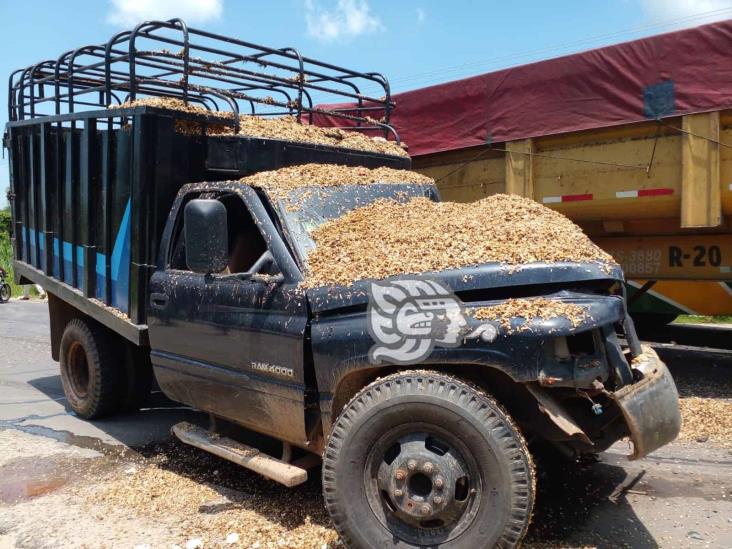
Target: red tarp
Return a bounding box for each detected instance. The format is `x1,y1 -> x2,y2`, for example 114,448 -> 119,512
314,20 -> 732,157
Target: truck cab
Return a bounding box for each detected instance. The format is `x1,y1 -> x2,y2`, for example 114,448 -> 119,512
149,174 -> 681,455
143,173 -> 681,548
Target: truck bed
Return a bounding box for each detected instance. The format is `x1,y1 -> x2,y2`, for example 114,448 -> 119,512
8,105 -> 410,341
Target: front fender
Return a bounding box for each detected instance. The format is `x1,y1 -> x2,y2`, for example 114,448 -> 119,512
311,292 -> 626,426
311,312 -> 536,397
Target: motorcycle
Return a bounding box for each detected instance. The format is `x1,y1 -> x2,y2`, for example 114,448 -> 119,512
0,270 -> 11,303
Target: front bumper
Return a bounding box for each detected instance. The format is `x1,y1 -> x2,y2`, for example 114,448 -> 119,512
611,346 -> 681,460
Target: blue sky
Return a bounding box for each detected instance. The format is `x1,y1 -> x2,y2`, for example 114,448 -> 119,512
2,0 -> 732,208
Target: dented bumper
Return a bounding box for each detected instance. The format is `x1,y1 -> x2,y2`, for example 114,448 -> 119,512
611,346 -> 681,460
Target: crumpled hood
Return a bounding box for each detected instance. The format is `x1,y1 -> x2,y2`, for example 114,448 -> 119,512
461,290 -> 625,338
306,260 -> 623,314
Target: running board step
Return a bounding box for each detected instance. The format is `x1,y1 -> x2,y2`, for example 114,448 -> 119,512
171,422 -> 308,487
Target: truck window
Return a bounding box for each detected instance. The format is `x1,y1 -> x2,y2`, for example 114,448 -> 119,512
170,194 -> 268,274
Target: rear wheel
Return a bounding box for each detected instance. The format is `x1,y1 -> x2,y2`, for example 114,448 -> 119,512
59,319 -> 121,419
0,283 -> 10,302
323,370 -> 535,549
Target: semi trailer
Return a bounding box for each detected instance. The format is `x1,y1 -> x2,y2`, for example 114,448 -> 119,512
316,20 -> 732,324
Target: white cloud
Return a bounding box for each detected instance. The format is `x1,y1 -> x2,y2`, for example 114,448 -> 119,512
304,0 -> 384,43
416,7 -> 426,24
106,0 -> 223,27
641,0 -> 732,27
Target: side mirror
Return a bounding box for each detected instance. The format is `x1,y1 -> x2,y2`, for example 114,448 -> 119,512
184,199 -> 229,274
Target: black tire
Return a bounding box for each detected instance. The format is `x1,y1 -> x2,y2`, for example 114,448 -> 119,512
323,370 -> 535,549
59,318 -> 122,419
0,283 -> 10,302
119,342 -> 153,412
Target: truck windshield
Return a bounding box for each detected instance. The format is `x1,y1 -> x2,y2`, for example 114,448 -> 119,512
265,183 -> 436,266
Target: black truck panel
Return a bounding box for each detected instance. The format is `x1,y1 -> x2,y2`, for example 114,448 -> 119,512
147,182 -> 316,447
149,271 -> 311,446
8,110 -> 208,327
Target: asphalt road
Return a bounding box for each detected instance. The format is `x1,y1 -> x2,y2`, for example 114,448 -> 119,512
0,300 -> 731,548
0,300 -> 204,450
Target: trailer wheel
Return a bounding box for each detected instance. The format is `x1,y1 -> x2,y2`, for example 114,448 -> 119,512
59,319 -> 121,419
323,371 -> 535,549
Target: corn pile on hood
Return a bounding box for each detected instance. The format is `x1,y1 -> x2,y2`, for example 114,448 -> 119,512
303,192 -> 617,288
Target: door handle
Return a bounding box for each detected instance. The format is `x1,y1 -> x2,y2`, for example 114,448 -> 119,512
150,292 -> 169,310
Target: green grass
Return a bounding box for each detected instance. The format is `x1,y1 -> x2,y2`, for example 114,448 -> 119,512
0,208 -> 46,300
1,207 -> 44,300
674,314 -> 732,325
0,230 -> 25,298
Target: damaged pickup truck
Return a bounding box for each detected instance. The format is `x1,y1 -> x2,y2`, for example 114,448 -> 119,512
6,20 -> 680,549
156,171 -> 680,548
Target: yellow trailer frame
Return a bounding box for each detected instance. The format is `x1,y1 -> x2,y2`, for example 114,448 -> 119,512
413,111 -> 732,316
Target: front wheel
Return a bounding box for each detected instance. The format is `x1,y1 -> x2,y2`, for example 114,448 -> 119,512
0,283 -> 10,302
322,371 -> 535,549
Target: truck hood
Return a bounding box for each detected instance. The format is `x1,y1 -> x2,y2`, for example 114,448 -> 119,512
305,260 -> 622,314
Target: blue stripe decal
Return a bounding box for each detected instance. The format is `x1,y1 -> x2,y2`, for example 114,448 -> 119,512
62,240 -> 74,284
111,199 -> 131,313
17,197 -> 132,313
96,252 -> 106,301
77,245 -> 84,292
53,238 -> 60,278
37,233 -> 45,272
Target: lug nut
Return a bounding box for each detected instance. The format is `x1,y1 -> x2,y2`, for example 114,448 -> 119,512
422,462 -> 434,474
420,504 -> 431,515
393,489 -> 403,497
433,496 -> 443,505
394,469 -> 406,481
407,459 -> 418,471
434,477 -> 444,489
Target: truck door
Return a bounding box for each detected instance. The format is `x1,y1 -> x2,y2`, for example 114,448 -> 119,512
147,186 -> 312,447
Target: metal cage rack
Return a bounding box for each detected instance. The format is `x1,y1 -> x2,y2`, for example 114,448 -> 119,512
7,18 -> 399,141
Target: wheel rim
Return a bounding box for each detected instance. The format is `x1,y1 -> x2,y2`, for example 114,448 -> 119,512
0,284 -> 9,301
364,426 -> 482,545
66,341 -> 90,399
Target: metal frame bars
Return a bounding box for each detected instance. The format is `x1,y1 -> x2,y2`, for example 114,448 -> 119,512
8,18 -> 397,141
